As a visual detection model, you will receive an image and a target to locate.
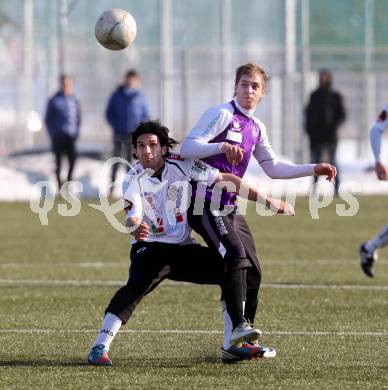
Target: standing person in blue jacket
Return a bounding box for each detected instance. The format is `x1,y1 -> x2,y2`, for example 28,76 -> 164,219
106,70 -> 151,190
45,74 -> 81,190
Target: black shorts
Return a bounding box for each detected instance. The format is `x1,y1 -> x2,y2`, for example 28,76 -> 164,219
105,241 -> 226,324
188,199 -> 261,289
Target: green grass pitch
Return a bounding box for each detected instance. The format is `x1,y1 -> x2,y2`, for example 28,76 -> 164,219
0,197 -> 387,389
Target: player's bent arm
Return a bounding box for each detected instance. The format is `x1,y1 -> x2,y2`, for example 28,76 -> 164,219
126,216 -> 141,229
221,143 -> 244,165
215,172 -> 295,215
126,217 -> 150,241
180,107 -> 232,159
180,138 -> 224,159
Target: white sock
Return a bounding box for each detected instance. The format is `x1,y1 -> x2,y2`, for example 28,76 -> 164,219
92,312 -> 122,351
221,300 -> 245,350
365,225 -> 388,253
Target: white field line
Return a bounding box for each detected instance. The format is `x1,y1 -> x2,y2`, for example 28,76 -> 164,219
0,278 -> 387,291
263,284 -> 388,290
0,262 -> 126,268
0,329 -> 387,337
1,260 -> 387,268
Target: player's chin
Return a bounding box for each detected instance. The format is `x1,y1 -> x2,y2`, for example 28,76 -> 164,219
142,160 -> 155,169
243,99 -> 255,109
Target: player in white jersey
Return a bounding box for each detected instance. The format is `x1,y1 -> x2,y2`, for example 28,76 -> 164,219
359,104 -> 388,277
88,120 -> 292,365
180,63 -> 337,357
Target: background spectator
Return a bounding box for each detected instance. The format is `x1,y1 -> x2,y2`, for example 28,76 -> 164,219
106,69 -> 150,189
45,74 -> 81,190
305,69 -> 346,193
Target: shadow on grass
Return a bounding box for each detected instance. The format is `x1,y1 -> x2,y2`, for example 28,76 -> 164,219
117,354 -> 220,368
0,360 -> 88,367
0,355 -> 221,368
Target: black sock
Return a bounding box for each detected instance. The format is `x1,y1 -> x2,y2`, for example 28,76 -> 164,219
244,288 -> 259,325
223,268 -> 245,329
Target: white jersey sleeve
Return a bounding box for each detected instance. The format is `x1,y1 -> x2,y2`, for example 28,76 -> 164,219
253,121 -> 315,178
122,171 -> 144,220
370,104 -> 388,163
174,158 -> 219,186
180,105 -> 233,159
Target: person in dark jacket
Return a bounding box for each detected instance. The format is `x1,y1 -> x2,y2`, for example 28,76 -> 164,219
45,74 -> 81,190
106,70 -> 150,189
305,69 -> 346,193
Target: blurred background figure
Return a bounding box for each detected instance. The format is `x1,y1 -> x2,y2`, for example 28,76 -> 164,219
106,69 -> 150,190
305,69 -> 346,194
45,74 -> 81,190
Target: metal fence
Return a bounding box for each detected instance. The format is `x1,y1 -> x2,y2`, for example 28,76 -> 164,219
1,44 -> 388,161
1,0 -> 388,163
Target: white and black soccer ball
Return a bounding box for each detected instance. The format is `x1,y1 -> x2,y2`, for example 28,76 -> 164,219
95,9 -> 137,50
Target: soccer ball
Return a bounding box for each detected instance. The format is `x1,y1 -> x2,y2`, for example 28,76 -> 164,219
95,9 -> 137,50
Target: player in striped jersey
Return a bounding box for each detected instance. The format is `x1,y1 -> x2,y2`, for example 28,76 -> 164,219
88,120 -> 292,365
359,104 -> 388,277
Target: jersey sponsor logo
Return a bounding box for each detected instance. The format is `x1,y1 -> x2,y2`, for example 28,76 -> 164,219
192,160 -> 208,174
200,112 -> 222,137
226,130 -> 243,143
167,185 -> 179,201
136,247 -> 147,254
143,192 -> 156,210
377,110 -> 387,122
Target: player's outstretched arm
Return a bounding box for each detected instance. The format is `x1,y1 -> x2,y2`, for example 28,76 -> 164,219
215,172 -> 295,215
375,162 -> 388,181
369,117 -> 388,180
313,163 -> 337,181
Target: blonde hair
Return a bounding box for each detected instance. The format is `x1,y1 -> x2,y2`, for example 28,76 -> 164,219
234,63 -> 270,89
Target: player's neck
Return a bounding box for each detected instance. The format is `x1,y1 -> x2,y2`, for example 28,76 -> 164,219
233,98 -> 255,117
151,161 -> 165,180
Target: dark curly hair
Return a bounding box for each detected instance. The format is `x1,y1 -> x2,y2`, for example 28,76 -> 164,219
132,120 -> 178,157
